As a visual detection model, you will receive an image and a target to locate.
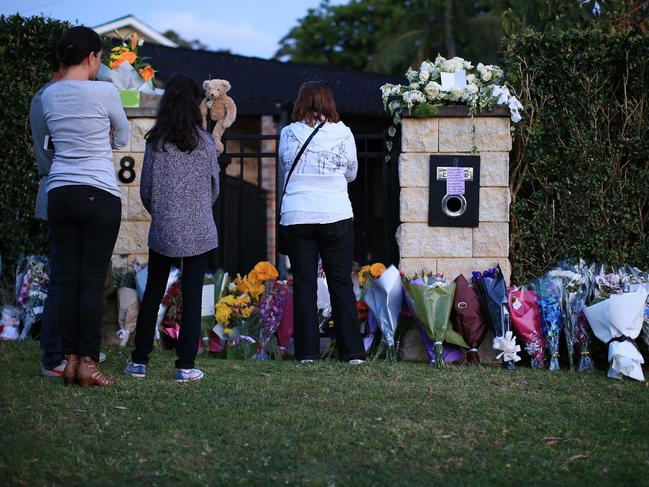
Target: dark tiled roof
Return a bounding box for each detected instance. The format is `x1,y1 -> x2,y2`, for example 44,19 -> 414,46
138,43 -> 403,117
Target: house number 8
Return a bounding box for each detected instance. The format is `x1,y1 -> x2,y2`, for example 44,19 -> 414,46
118,156 -> 136,183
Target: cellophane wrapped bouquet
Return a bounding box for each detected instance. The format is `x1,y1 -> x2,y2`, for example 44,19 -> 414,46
15,255 -> 49,340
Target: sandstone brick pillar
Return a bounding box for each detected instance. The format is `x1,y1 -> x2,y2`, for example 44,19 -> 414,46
396,109 -> 512,281
111,111 -> 156,269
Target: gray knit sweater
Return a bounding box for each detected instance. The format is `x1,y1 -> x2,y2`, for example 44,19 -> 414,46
140,130 -> 219,257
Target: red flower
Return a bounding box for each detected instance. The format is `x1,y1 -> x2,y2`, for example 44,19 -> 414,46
168,283 -> 180,297
356,300 -> 369,321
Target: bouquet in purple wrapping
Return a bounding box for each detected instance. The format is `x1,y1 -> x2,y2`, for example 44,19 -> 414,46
254,280 -> 290,360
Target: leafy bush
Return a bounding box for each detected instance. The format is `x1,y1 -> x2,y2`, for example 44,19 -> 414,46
0,14 -> 70,277
502,31 -> 649,281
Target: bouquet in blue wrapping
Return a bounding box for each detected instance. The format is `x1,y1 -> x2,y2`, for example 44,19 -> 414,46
548,260 -> 592,371
472,266 -> 520,370
534,275 -> 564,371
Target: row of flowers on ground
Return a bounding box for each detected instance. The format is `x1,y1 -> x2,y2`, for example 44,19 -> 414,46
4,256 -> 648,382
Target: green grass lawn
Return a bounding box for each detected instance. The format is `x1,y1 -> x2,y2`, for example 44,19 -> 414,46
1,342 -> 648,486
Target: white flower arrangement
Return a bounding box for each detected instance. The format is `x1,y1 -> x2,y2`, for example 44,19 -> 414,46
380,55 -> 523,123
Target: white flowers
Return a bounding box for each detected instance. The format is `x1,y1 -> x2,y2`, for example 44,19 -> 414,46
405,67 -> 419,83
380,55 -> 523,123
436,55 -> 465,73
402,90 -> 426,109
477,63 -> 503,83
424,81 -> 442,100
491,84 -> 523,122
419,60 -> 435,82
449,87 -> 463,101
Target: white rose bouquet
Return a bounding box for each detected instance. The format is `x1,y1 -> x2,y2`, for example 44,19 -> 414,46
381,54 -> 522,122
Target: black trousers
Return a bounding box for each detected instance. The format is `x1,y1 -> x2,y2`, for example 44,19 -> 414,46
279,218 -> 365,361
132,249 -> 208,369
47,185 -> 121,362
40,233 -> 63,369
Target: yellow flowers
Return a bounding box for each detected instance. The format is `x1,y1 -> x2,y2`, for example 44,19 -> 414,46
214,261 -> 279,325
358,262 -> 387,287
249,261 -> 279,282
234,261 -> 278,300
215,301 -> 232,324
215,294 -> 252,325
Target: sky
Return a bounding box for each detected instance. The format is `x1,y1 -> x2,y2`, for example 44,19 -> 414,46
0,0 -> 347,58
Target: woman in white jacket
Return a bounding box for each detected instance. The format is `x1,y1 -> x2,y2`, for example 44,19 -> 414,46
278,81 -> 365,364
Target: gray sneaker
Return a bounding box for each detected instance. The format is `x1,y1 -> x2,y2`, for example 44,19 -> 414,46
123,359 -> 146,378
175,368 -> 204,382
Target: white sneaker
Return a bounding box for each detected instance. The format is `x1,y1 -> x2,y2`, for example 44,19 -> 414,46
99,352 -> 106,363
117,328 -> 130,347
176,368 -> 204,382
41,359 -> 67,378
298,359 -> 315,364
348,359 -> 365,365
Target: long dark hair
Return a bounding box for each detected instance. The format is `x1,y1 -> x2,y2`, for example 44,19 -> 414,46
291,81 -> 340,126
146,75 -> 202,153
57,26 -> 101,67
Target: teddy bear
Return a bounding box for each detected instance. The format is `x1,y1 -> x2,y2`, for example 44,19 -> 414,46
199,79 -> 237,155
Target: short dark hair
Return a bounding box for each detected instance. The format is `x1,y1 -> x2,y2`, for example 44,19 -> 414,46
291,81 -> 340,126
146,75 -> 203,153
49,42 -> 60,72
57,26 -> 101,67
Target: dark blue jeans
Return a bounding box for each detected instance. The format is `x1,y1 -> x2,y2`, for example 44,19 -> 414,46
132,249 -> 208,369
48,185 -> 121,362
279,218 -> 365,362
40,232 -> 63,369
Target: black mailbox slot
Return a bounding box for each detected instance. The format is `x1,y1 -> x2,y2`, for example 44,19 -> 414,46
428,155 -> 480,228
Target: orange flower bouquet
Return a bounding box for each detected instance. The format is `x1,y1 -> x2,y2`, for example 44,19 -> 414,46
101,31 -> 158,107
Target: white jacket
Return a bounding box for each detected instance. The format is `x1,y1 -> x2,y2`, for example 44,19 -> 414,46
279,120 -> 357,225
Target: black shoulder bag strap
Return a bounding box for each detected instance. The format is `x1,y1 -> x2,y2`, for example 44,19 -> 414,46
279,121 -> 325,211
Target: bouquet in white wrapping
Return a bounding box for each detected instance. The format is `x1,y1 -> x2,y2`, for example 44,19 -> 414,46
584,288 -> 648,381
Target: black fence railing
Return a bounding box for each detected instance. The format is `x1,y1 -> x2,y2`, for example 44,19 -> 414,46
208,130 -> 400,275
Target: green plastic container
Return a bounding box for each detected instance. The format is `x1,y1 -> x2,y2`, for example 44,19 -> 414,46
119,90 -> 140,108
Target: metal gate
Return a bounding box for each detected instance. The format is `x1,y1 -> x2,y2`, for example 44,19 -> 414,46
209,131 -> 400,275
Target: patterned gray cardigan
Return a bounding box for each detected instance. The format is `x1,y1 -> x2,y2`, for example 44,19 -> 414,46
140,130 -> 219,257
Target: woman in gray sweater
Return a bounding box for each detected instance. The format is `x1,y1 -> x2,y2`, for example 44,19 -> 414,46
124,75 -> 219,382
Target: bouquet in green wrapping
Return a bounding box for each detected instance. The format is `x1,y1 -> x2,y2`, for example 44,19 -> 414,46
402,274 -> 467,367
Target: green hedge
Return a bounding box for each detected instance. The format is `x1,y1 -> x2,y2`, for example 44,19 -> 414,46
502,31 -> 649,281
0,15 -> 70,276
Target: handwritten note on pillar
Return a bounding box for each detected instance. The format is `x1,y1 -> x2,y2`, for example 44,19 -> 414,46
446,167 -> 465,195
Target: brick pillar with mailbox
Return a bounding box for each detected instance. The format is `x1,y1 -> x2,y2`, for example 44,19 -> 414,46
396,106 -> 511,281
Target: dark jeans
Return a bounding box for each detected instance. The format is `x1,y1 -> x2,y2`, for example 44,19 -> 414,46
40,232 -> 64,369
132,249 -> 208,369
279,218 -> 365,361
47,185 -> 121,362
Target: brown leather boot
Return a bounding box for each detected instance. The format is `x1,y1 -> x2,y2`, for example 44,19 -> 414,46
77,356 -> 116,387
63,354 -> 80,386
